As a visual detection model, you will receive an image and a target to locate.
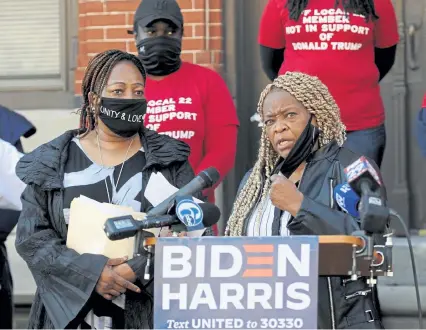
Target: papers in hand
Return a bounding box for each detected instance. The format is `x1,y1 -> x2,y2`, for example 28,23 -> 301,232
145,172 -> 206,237
67,196 -> 151,309
66,195 -> 155,259
67,173 -> 207,257
66,173 -> 206,310
66,171 -> 207,257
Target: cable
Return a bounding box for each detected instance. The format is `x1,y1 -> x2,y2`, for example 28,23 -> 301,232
389,209 -> 423,329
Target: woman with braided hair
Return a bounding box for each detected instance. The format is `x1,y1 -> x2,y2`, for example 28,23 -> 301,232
258,0 -> 399,167
14,49 -> 211,329
226,72 -> 386,329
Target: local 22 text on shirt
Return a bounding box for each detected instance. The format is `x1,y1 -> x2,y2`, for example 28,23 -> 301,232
147,97 -> 192,114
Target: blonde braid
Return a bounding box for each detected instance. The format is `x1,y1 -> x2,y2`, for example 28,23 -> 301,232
225,71 -> 347,237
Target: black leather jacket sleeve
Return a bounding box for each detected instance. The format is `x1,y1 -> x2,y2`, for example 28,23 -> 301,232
15,184 -> 108,329
289,148 -> 386,236
290,196 -> 359,235
260,45 -> 285,81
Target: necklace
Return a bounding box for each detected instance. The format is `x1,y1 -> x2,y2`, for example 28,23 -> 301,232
96,131 -> 135,204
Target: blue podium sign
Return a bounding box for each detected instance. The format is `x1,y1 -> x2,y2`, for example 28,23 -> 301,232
154,236 -> 319,329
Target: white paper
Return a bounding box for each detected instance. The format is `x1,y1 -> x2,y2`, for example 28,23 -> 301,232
66,195 -> 153,310
145,172 -> 205,237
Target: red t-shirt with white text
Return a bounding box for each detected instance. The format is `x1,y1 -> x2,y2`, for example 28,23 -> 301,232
258,0 -> 399,131
144,62 -> 239,200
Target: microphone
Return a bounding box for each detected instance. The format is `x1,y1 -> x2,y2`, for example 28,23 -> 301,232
344,156 -> 389,259
334,183 -> 360,218
146,167 -> 220,217
343,156 -> 388,235
344,156 -> 382,195
334,183 -> 395,286
172,196 -> 219,230
104,202 -> 221,241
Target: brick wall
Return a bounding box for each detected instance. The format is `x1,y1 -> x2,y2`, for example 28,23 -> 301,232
76,0 -> 223,94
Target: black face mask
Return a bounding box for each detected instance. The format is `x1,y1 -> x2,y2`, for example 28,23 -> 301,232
137,36 -> 182,76
272,116 -> 320,178
98,97 -> 147,138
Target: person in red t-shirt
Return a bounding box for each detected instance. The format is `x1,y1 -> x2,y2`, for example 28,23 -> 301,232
258,0 -> 399,167
132,0 -> 239,234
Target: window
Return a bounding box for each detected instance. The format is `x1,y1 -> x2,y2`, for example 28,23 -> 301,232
0,0 -> 65,90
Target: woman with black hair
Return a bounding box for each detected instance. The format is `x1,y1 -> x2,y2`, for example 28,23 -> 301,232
14,49 -> 211,329
258,0 -> 399,167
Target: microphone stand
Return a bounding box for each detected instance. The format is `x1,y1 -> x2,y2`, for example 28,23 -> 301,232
131,227 -> 155,281
140,223 -> 187,280
349,184 -> 392,287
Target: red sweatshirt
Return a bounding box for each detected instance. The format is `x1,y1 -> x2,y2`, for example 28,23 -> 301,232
258,0 -> 399,131
144,62 -> 239,232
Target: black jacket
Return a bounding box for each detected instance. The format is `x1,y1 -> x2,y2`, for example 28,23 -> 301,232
14,129 -> 212,329
237,141 -> 384,329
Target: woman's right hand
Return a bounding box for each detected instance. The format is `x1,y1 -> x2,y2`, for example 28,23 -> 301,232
96,257 -> 141,300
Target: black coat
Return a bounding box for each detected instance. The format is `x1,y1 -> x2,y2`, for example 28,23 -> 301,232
15,129 -> 212,329
237,141 -> 385,329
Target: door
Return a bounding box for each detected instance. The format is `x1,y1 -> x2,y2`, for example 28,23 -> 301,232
403,0 -> 426,229
381,0 -> 426,231
379,0 -> 411,230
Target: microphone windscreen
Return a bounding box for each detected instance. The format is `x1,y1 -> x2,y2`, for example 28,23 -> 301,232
199,202 -> 221,227
199,167 -> 220,187
344,156 -> 382,194
334,183 -> 360,218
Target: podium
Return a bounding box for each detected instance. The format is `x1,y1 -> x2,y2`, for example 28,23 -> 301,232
317,235 -> 390,277
150,234 -> 393,330
143,234 -> 392,278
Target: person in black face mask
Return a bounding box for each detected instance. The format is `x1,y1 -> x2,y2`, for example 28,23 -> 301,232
131,0 -> 240,237
226,72 -> 386,329
134,0 -> 182,76
14,49 -> 213,329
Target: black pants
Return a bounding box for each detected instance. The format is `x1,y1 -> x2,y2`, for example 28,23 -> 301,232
343,124 -> 386,168
0,243 -> 13,329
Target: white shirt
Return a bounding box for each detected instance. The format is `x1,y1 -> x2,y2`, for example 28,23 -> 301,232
247,196 -> 291,237
0,139 -> 26,211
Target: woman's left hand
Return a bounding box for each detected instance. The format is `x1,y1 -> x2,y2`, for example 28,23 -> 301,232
270,175 -> 304,216
113,263 -> 137,283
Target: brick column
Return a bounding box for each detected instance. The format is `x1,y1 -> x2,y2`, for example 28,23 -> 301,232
76,0 -> 223,94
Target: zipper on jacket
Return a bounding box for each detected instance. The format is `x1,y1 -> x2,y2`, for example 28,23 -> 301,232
345,289 -> 371,300
327,177 -> 337,329
327,277 -> 336,329
329,178 -> 335,208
